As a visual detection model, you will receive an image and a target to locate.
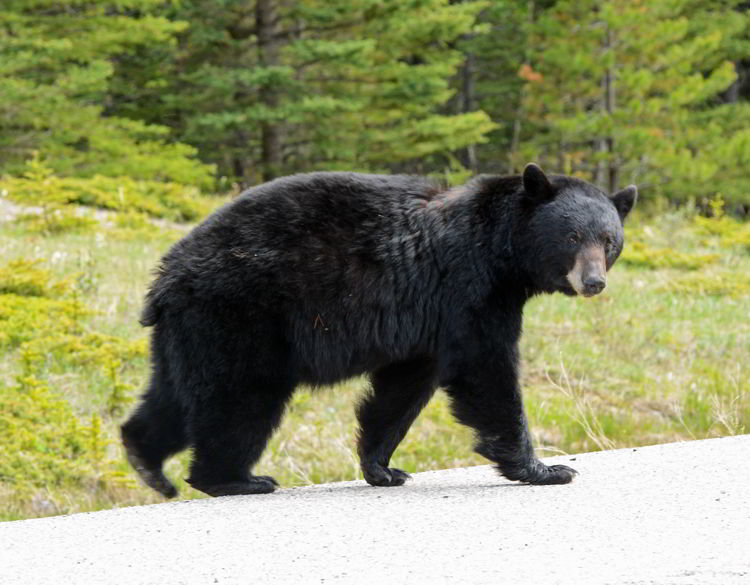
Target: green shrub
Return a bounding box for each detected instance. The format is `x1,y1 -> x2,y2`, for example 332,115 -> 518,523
0,258 -> 146,413
0,257 -> 144,514
0,294 -> 87,349
13,210 -> 98,235
620,241 -> 719,270
21,333 -> 146,416
0,259 -> 71,297
0,259 -> 87,349
3,155 -> 96,235
114,210 -> 154,230
693,215 -> 750,251
690,196 -> 750,251
664,270 -> 750,298
22,332 -> 146,371
0,377 -> 123,491
109,210 -> 182,242
1,155 -> 212,222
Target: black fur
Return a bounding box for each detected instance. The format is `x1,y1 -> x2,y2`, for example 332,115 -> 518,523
122,167 -> 635,497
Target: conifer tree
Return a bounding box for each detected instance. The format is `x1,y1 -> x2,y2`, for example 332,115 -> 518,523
514,0 -> 750,205
453,0 -> 554,174
0,0 -> 214,187
120,0 -> 495,185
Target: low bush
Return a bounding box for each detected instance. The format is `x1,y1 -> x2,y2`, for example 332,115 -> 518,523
13,210 -> 98,235
0,376 -> 125,492
1,155 -> 212,223
664,270 -> 750,298
620,241 -> 719,270
0,258 -> 143,517
0,258 -> 72,298
693,215 -> 750,251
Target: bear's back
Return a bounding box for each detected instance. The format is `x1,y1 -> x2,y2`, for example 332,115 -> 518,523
232,171 -> 441,222
171,173 -> 457,380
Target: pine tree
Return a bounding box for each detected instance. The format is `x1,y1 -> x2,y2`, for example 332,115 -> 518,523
514,0 -> 750,205
453,0 -> 557,174
115,0 -> 496,185
0,0 -> 214,187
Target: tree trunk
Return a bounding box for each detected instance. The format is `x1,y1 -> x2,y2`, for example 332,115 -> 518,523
722,61 -> 750,103
232,149 -> 245,187
256,0 -> 283,181
605,34 -> 618,193
460,52 -> 477,171
507,0 -> 534,174
596,27 -> 618,192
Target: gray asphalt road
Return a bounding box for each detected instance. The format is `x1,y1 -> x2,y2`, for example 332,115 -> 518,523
2,436 -> 749,585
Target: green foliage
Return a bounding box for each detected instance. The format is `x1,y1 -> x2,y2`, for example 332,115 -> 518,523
0,294 -> 87,349
1,156 -> 211,222
0,258 -> 71,298
3,154 -> 95,235
0,377 -> 123,491
0,0 -> 215,187
664,270 -> 750,298
2,0 -> 749,210
21,332 -> 145,416
620,241 -> 719,270
14,210 -> 98,236
111,0 -> 495,182
108,210 -> 183,242
455,0 -> 537,172
723,226 -> 750,249
693,201 -> 750,250
0,257 -> 144,515
115,210 -> 156,231
513,0 -> 750,207
0,259 -> 87,349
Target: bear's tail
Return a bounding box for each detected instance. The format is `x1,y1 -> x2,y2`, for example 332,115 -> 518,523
139,268 -> 175,327
139,285 -> 164,326
140,296 -> 160,326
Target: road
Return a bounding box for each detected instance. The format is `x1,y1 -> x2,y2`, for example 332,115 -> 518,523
2,435 -> 749,584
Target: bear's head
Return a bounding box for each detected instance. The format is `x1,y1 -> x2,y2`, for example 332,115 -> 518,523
517,163 -> 637,297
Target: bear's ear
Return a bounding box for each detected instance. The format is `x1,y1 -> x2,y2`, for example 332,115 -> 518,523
522,163 -> 555,204
610,185 -> 638,223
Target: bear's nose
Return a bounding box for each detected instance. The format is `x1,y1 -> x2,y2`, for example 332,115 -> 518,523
582,276 -> 606,296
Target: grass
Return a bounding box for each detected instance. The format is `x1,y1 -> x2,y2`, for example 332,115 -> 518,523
0,200 -> 748,521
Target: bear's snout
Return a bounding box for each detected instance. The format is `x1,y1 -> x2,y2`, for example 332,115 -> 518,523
567,245 -> 607,297
582,274 -> 606,296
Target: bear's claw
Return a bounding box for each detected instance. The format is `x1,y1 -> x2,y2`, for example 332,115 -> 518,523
185,475 -> 278,497
363,464 -> 411,487
499,460 -> 578,485
527,463 -> 578,485
123,440 -> 178,499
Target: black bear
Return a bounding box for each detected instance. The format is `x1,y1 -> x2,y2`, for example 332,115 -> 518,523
122,164 -> 636,498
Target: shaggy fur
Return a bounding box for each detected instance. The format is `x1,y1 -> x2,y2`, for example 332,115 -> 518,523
121,164 -> 637,497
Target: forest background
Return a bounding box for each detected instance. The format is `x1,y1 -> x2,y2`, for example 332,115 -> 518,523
1,0 -> 749,520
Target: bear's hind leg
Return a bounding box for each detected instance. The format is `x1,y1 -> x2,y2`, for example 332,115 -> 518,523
162,305 -> 296,497
357,357 -> 437,487
121,377 -> 187,498
185,375 -> 295,497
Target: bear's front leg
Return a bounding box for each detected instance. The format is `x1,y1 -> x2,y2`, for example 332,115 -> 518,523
357,357 -> 438,487
446,343 -> 577,485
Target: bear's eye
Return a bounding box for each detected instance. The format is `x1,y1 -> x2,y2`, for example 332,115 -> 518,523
568,233 -> 580,245
604,236 -> 614,254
